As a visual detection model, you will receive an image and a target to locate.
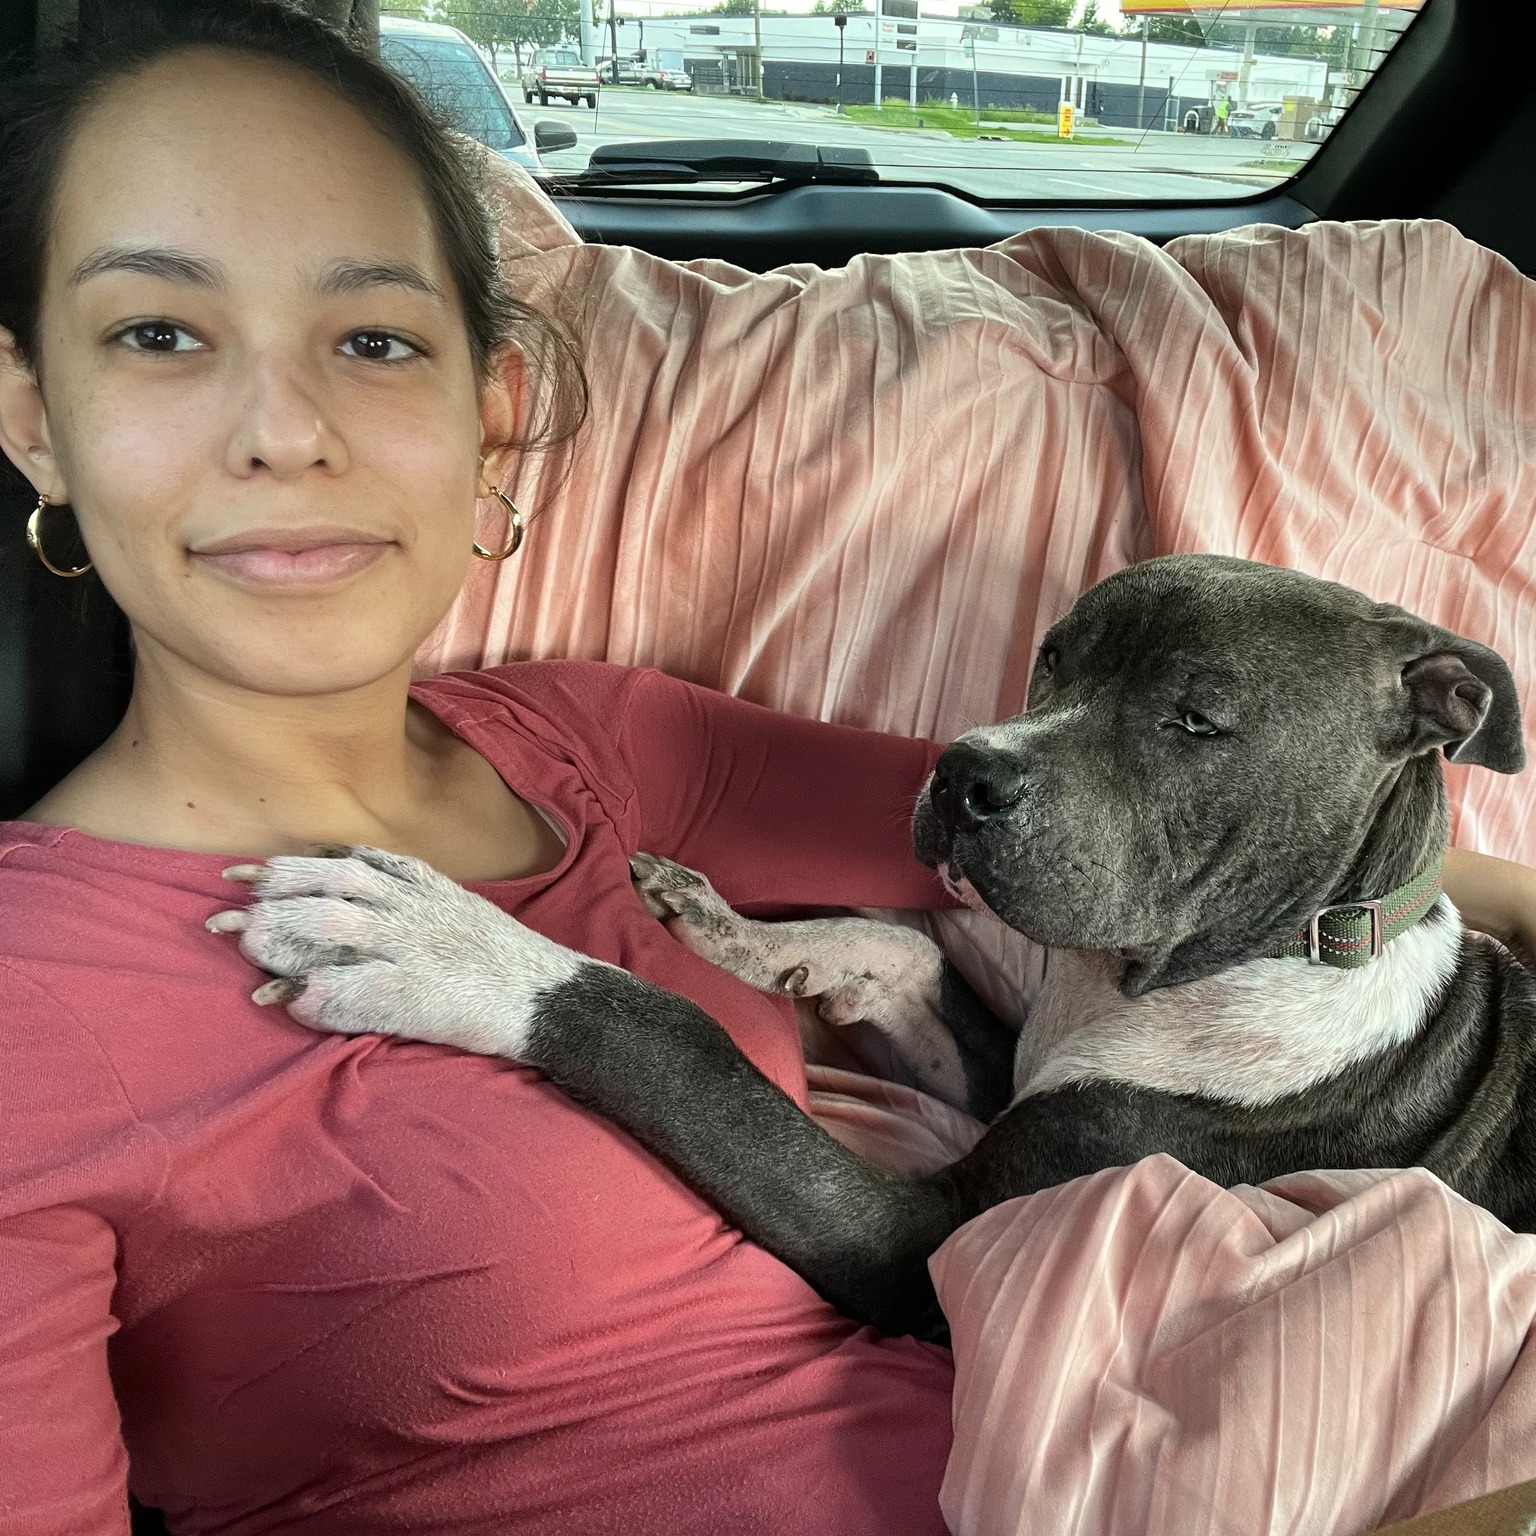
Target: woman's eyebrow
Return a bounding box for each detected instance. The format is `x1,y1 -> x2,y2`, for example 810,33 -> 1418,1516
67,248 -> 443,301
314,259 -> 444,300
70,244 -> 224,288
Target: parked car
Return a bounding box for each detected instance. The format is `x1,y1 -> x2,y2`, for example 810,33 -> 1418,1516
1227,102 -> 1284,139
521,47 -> 601,108
379,17 -> 575,171
597,56 -> 646,86
642,64 -> 693,92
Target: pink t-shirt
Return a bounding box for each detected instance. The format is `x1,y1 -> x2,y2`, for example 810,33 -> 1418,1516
0,662 -> 955,1536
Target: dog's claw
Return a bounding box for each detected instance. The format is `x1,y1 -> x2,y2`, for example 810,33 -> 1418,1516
252,976 -> 306,1006
207,908 -> 250,933
782,965 -> 809,996
221,864 -> 266,884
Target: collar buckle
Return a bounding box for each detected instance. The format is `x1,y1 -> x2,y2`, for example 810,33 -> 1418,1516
1307,899 -> 1384,965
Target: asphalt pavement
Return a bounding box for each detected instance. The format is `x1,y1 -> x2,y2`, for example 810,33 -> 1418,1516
517,85 -> 1313,202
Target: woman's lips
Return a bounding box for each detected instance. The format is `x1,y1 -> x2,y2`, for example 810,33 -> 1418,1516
190,532 -> 391,589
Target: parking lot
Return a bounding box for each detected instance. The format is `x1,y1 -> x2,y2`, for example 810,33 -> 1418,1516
519,84 -> 1311,200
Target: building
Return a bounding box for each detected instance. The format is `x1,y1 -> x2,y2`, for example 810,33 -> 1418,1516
591,10 -> 1345,123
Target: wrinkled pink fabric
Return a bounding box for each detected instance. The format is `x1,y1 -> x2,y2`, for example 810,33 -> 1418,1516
807,1069 -> 1536,1535
420,161 -> 1536,1532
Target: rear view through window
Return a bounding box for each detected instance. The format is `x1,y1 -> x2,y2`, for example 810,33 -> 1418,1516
384,0 -> 1420,200
379,20 -> 532,157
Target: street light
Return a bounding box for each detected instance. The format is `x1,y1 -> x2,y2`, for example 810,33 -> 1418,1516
834,13 -> 846,110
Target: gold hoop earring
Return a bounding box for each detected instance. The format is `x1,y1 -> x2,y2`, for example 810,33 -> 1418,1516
473,487 -> 525,562
26,495 -> 93,578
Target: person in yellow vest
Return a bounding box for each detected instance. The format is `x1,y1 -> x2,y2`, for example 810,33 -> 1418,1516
1214,96 -> 1230,134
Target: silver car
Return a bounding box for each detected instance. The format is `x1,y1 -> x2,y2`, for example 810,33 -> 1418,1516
379,17 -> 576,172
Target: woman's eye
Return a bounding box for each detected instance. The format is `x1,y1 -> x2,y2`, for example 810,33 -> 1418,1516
115,321 -> 202,354
1173,710 -> 1220,737
342,330 -> 421,363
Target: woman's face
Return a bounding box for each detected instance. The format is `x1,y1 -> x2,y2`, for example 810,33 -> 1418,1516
0,48 -> 513,698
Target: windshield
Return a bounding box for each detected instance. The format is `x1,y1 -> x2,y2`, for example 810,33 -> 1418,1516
378,33 -> 527,152
388,0 -> 1422,200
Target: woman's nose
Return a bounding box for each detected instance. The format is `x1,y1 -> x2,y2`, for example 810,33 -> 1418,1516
225,357 -> 348,480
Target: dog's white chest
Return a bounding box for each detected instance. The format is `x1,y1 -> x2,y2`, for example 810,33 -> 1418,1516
1014,904 -> 1462,1107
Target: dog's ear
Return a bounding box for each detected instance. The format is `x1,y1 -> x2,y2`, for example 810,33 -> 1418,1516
1374,609 -> 1526,773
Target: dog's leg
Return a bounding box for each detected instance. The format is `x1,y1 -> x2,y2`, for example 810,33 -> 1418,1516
214,848 -> 962,1337
631,853 -> 1015,1118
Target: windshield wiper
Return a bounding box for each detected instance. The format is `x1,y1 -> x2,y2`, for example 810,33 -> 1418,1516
547,139 -> 879,188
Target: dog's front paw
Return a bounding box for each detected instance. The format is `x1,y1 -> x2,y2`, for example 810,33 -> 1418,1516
207,846 -> 584,1059
630,851 -> 736,932
630,852 -> 805,991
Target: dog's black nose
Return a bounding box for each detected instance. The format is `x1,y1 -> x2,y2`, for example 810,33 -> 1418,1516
930,743 -> 1027,832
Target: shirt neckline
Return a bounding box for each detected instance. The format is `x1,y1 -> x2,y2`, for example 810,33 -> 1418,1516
0,676 -> 580,895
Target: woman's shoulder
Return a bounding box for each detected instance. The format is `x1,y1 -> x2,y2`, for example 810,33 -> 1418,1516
410,659 -> 695,787
411,657 -> 663,723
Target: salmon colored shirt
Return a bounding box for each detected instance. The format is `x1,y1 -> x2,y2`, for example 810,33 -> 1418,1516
0,662 -> 955,1536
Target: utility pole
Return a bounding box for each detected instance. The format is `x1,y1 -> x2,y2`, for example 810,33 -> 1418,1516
1351,0 -> 1381,92
963,28 -> 979,126
908,7 -> 917,111
607,0 -> 619,73
578,0 -> 595,68
754,0 -> 764,101
1236,17 -> 1257,104
873,0 -> 882,107
1135,14 -> 1147,129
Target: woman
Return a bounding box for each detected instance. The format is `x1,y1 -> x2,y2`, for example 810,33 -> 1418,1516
1,6 -> 1532,1534
0,7 -> 955,1532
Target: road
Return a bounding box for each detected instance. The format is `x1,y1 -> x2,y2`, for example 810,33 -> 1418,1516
516,85 -> 1312,201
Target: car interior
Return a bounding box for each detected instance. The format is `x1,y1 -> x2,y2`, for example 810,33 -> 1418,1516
3,0 -> 1535,1530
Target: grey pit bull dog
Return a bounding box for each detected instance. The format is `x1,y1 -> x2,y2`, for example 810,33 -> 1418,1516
214,556 -> 1536,1339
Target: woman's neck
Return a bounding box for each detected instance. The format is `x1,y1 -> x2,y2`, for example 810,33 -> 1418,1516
28,650 -> 450,858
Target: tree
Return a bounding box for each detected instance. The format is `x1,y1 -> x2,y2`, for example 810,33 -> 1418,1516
987,0 -> 1071,26
710,0 -> 757,14
1074,0 -> 1112,36
1119,12 -> 1348,64
440,0 -> 577,68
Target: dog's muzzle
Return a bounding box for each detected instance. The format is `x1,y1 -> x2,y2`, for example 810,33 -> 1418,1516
929,741 -> 1027,834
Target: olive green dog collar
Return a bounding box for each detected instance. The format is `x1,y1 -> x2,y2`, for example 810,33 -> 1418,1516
1264,857 -> 1446,969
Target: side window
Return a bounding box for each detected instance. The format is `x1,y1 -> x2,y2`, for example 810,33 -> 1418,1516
378,35 -> 526,152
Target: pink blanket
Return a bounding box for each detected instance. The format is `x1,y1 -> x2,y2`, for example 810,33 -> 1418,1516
422,161 -> 1536,1530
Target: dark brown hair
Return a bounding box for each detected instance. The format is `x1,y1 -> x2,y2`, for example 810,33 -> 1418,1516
0,0 -> 587,456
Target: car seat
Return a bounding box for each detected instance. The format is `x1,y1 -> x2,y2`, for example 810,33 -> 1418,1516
0,483 -> 132,821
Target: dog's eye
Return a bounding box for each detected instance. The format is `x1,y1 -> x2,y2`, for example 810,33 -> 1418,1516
1036,646 -> 1060,679
1170,710 -> 1220,738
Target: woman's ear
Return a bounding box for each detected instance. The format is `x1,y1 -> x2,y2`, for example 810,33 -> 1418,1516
477,342 -> 526,486
0,326 -> 66,501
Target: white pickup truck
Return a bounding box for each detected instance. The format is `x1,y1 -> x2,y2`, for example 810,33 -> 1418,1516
519,47 -> 600,109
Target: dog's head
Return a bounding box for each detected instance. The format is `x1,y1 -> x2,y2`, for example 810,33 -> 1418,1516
913,556 -> 1525,995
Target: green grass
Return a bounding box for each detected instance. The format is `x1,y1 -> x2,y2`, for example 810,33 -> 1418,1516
842,102 -> 1132,145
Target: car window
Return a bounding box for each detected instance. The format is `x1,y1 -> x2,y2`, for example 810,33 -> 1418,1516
540,50 -> 583,67
378,31 -> 527,151
383,0 -> 1424,202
